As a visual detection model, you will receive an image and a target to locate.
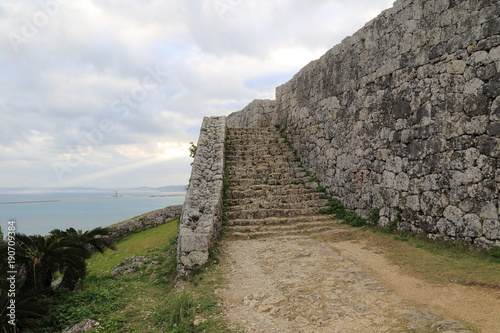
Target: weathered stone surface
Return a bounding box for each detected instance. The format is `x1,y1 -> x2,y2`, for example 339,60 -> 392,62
177,116 -> 226,276
111,255 -> 160,276
443,205 -> 464,224
227,99 -> 277,128
457,214 -> 483,238
431,319 -> 470,332
437,218 -> 456,237
484,219 -> 500,239
62,319 -> 100,333
224,0 -> 499,247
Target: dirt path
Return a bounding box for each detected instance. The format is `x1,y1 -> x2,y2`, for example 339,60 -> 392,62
219,234 -> 500,333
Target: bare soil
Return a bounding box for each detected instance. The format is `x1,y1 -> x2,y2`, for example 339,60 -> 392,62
218,232 -> 500,333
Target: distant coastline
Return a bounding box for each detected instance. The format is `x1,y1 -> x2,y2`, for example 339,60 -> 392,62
0,185 -> 187,193
0,200 -> 60,205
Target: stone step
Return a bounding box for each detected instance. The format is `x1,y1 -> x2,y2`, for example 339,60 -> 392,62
227,131 -> 280,137
229,171 -> 306,178
228,215 -> 331,226
227,184 -> 320,195
227,166 -> 304,181
227,137 -> 286,142
226,158 -> 299,166
226,136 -> 282,142
226,192 -> 326,206
227,182 -> 309,189
226,207 -> 325,220
225,155 -> 297,163
227,220 -> 338,233
228,167 -> 308,177
227,163 -> 299,170
227,199 -> 329,212
229,173 -> 309,182
229,177 -> 312,187
227,221 -> 341,239
227,127 -> 277,132
226,143 -> 285,148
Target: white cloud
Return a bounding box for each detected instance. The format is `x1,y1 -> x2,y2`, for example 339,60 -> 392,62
0,0 -> 394,188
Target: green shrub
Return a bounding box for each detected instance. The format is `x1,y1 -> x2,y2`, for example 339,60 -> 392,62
308,176 -> 320,183
315,186 -> 326,193
387,207 -> 402,232
34,275 -> 123,332
319,199 -> 365,227
319,199 -> 346,218
488,245 -> 500,258
344,211 -> 366,227
368,208 -> 380,224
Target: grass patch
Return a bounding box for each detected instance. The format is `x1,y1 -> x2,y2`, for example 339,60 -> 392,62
156,263 -> 233,333
488,245 -> 500,258
33,275 -> 125,332
87,219 -> 179,273
154,292 -> 195,332
352,227 -> 500,288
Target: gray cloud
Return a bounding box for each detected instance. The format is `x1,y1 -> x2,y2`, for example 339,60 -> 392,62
0,0 -> 394,187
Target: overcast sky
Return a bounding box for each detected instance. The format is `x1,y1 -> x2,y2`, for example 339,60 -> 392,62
0,0 -> 394,189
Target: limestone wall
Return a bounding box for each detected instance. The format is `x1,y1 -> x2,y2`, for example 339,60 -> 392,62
227,0 -> 500,248
177,116 -> 226,276
227,99 -> 276,127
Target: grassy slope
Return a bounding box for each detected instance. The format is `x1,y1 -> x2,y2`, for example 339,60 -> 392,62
87,218 -> 179,273
36,219 -> 233,333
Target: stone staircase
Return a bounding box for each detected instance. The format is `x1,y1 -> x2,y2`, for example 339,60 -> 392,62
225,127 -> 338,238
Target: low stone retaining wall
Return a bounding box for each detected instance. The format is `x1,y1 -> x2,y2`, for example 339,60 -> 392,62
177,116 -> 226,276
106,204 -> 182,243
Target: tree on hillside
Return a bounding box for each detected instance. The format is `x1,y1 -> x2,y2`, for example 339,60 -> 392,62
12,234 -> 86,293
49,227 -> 115,291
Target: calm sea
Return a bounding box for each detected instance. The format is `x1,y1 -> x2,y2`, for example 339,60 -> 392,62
0,190 -> 186,236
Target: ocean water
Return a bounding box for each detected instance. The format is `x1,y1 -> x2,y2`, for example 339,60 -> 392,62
0,190 -> 186,236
